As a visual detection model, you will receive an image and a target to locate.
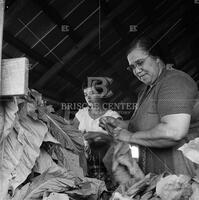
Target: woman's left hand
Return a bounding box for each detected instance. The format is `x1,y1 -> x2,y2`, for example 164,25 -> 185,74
113,128 -> 131,142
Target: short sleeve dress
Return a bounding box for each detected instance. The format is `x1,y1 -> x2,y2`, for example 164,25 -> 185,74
128,65 -> 198,175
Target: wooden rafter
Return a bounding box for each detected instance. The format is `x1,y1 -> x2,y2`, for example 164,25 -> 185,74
33,0 -> 137,102
3,30 -> 82,88
32,0 -> 81,44
33,0 -> 134,89
3,30 -> 54,67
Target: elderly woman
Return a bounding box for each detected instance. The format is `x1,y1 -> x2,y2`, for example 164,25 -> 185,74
100,37 -> 198,175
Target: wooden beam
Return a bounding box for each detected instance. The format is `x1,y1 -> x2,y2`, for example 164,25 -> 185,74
35,0 -> 136,98
3,31 -> 81,88
0,0 -> 4,87
32,0 -> 108,93
3,30 -> 54,67
33,0 -> 134,89
32,0 -> 81,44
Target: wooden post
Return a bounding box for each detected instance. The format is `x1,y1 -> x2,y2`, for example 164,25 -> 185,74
0,0 -> 4,93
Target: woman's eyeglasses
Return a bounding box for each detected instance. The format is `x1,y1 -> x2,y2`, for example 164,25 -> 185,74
127,55 -> 150,72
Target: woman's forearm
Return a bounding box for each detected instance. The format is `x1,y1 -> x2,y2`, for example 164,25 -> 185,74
129,137 -> 178,148
133,122 -> 183,140
129,122 -> 183,147
117,119 -> 129,129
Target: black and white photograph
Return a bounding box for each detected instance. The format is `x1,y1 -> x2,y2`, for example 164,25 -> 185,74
0,0 -> 199,199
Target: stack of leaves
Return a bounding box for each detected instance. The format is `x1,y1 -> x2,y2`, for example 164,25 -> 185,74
21,89 -> 85,155
0,97 -> 49,199
26,90 -> 86,173
0,90 -> 106,200
111,173 -> 199,200
11,166 -> 107,200
111,173 -> 161,200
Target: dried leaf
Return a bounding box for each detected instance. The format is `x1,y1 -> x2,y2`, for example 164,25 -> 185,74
116,152 -> 144,179
24,168 -> 77,200
43,132 -> 60,144
112,143 -> 129,172
114,165 -> 133,185
0,97 -> 18,143
140,191 -> 153,200
66,177 -> 107,200
43,193 -> 69,200
47,114 -> 84,154
178,137 -> 199,164
145,174 -> 162,193
126,173 -> 156,197
19,90 -> 84,154
0,103 -> 48,199
29,89 -> 43,106
149,195 -> 161,200
33,149 -> 59,174
11,183 -> 30,200
10,116 -> 48,191
111,192 -> 131,200
189,182 -> 199,200
59,148 -> 84,178
112,142 -> 144,185
115,178 -> 137,194
156,174 -> 192,200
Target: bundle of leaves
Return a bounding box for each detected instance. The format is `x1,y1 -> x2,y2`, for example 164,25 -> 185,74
18,89 -> 84,154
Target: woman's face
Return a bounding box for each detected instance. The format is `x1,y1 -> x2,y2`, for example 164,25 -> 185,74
127,48 -> 161,85
83,87 -> 100,106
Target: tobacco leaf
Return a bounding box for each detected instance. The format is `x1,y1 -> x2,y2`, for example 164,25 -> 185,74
20,90 -> 84,155
46,113 -> 84,154
0,99 -> 48,198
179,137 -> 199,164
111,192 -> 131,200
189,182 -> 199,200
24,167 -> 77,200
126,173 -> 157,198
0,97 -> 18,143
58,148 -> 84,178
11,183 -> 30,200
66,177 -> 107,200
9,116 -> 48,191
156,174 -> 192,200
140,191 -> 153,200
42,193 -> 69,200
112,142 -> 144,185
33,149 -> 61,174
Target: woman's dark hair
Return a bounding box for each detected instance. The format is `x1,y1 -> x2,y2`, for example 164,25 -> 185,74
126,36 -> 174,64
